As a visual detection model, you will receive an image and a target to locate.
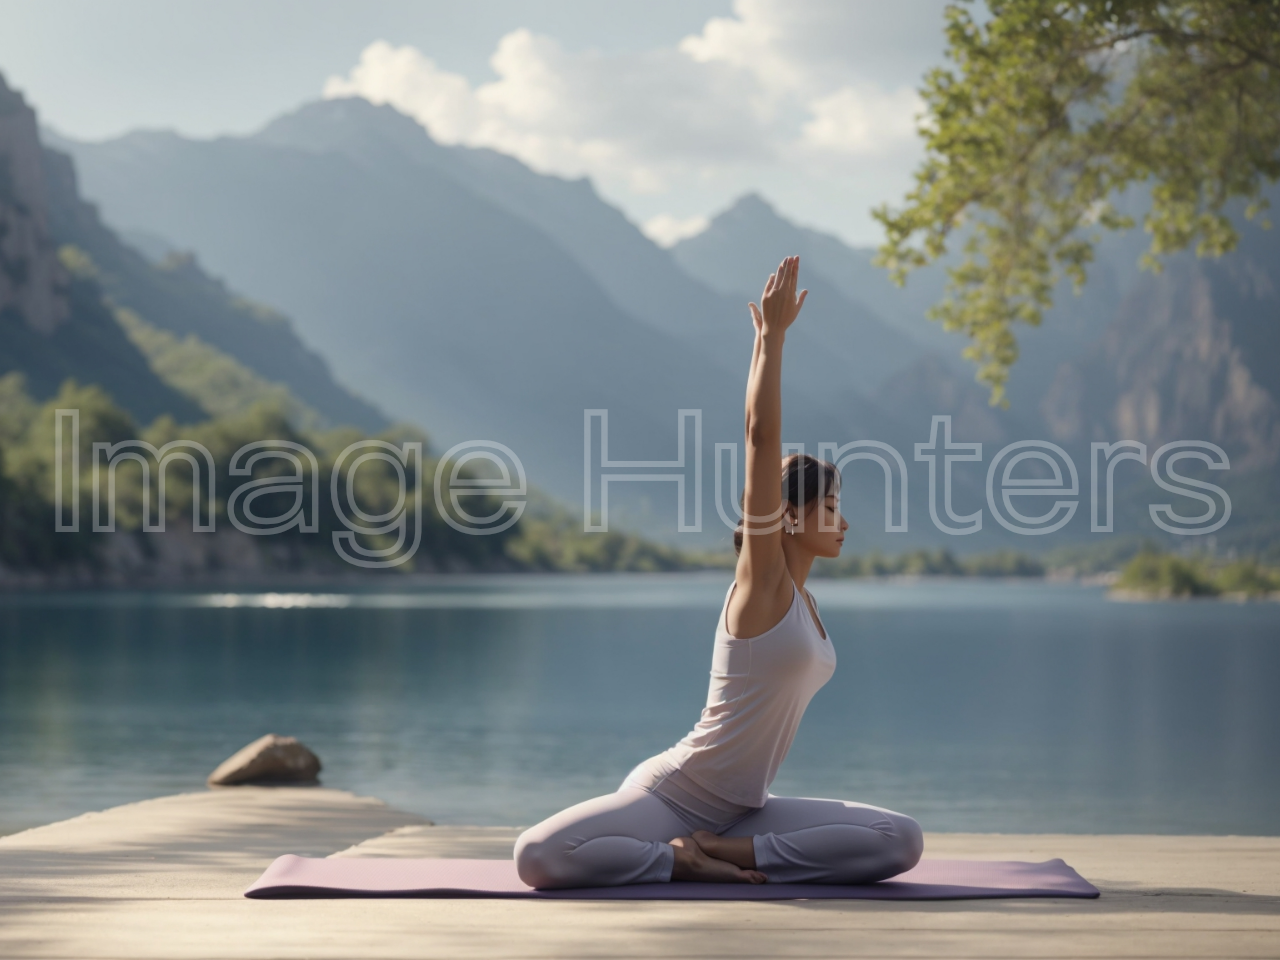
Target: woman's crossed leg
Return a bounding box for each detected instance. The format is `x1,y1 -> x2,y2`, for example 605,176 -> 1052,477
698,795 -> 924,885
515,788 -> 921,889
514,786 -> 763,889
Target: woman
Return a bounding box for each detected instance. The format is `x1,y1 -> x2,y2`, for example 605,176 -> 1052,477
515,256 -> 923,888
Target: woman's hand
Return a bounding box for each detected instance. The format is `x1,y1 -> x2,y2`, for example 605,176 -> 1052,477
749,255 -> 808,338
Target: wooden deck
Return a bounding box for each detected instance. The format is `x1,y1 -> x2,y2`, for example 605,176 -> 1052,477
1,788 -> 1276,959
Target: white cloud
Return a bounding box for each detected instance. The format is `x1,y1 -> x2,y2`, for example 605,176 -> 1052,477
324,42 -> 478,141
322,0 -> 948,243
641,213 -> 710,248
799,85 -> 923,157
325,31 -> 771,194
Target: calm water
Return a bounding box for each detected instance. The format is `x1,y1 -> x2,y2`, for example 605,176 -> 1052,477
1,574 -> 1277,837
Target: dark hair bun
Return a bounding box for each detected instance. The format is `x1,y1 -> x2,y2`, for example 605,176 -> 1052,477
733,454 -> 839,555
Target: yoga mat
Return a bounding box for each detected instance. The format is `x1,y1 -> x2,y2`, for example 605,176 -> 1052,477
245,856 -> 1099,900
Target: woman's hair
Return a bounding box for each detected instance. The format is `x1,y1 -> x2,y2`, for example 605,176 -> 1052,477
733,454 -> 840,555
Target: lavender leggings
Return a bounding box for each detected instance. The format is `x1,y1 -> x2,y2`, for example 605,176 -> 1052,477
514,783 -> 924,890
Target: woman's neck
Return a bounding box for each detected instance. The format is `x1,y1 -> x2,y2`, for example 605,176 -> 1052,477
781,538 -> 815,591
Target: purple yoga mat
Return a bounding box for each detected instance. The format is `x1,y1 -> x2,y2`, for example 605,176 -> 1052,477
245,856 -> 1099,900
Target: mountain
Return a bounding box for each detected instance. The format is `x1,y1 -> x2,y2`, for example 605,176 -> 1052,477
253,99 -> 737,351
677,186 -> 1280,546
670,194 -> 930,392
52,99 -> 913,540
49,92 -> 1280,551
1041,215 -> 1280,471
673,195 -> 930,334
672,194 -> 1050,448
672,192 -> 1159,425
252,100 -> 926,450
250,101 -> 924,410
0,73 -> 201,425
38,136 -> 386,432
2,73 -> 763,577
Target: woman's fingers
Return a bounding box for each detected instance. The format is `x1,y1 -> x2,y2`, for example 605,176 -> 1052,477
762,257 -> 804,312
749,302 -> 763,330
796,288 -> 808,312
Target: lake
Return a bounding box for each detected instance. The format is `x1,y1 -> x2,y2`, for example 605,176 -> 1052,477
1,574 -> 1277,837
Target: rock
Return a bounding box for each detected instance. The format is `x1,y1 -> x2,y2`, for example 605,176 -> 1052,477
207,734 -> 322,787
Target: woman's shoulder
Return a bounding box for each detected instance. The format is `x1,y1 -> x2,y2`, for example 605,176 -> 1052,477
721,574 -> 799,640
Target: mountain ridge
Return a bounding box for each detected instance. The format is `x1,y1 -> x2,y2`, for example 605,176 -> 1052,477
46,92 -> 1280,550
38,130 -> 389,433
54,99 -> 917,542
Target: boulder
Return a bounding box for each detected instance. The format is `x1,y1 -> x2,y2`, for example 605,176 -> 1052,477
207,734 -> 322,786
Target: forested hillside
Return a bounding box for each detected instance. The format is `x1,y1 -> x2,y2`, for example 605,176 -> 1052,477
0,72 -> 696,581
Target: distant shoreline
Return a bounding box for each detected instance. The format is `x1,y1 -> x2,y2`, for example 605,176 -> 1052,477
1109,586 -> 1280,603
7,562 -> 1277,602
0,567 -> 1094,594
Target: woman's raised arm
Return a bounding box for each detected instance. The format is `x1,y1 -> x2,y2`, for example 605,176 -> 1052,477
727,256 -> 808,638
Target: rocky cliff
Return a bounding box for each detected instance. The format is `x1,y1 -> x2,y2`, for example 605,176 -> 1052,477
1042,223 -> 1280,471
0,74 -> 68,335
0,71 -> 200,424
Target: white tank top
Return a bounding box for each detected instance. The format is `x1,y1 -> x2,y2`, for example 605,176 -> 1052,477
632,579 -> 837,808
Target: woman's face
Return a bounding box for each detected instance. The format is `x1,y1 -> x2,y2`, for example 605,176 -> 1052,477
789,494 -> 847,558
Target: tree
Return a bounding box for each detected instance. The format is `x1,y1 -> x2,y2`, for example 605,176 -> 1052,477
874,0 -> 1280,404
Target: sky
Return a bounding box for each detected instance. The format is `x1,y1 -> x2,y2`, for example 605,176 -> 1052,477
0,0 -> 951,246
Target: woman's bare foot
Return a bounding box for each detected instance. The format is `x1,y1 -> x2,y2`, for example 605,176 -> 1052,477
670,837 -> 766,883
690,830 -> 758,870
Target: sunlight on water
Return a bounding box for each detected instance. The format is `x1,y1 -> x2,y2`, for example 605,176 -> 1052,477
200,593 -> 354,609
